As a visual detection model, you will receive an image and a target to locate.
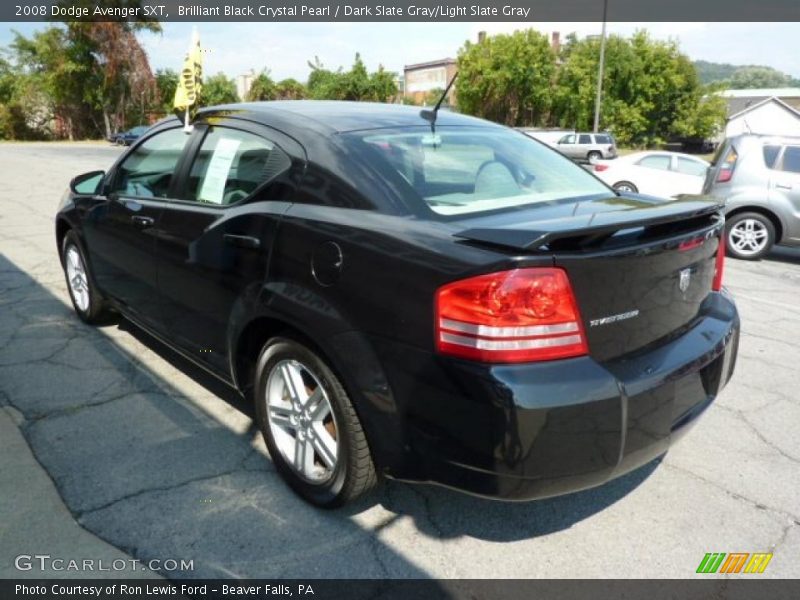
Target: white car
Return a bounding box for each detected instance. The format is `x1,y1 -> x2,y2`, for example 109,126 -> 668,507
593,151 -> 710,197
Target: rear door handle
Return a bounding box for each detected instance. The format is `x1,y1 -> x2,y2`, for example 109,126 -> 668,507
776,184 -> 793,190
131,215 -> 154,228
223,234 -> 260,249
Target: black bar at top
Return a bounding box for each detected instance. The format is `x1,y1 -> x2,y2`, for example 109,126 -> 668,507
4,0 -> 800,22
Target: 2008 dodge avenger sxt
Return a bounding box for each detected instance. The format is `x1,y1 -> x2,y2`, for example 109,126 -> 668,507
55,101 -> 739,507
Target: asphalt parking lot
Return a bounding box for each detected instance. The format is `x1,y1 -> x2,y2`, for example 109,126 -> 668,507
1,142 -> 798,579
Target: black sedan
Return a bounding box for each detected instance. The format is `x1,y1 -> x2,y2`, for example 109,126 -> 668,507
56,102 -> 739,507
109,125 -> 149,146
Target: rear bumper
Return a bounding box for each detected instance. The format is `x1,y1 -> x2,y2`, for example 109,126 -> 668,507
377,290 -> 739,500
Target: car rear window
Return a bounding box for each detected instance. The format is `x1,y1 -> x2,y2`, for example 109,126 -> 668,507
579,134 -> 592,144
676,157 -> 709,177
763,145 -> 781,169
781,146 -> 800,173
347,127 -> 610,216
595,134 -> 613,145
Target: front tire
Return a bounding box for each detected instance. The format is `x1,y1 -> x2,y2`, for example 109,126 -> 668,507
725,212 -> 775,260
61,231 -> 108,324
255,337 -> 377,508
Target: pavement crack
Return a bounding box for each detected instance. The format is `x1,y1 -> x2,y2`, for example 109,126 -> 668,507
663,462 -> 800,523
77,468 -> 256,518
715,404 -> 800,464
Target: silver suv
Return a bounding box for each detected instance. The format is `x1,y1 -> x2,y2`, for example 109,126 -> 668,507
704,134 -> 800,260
556,132 -> 618,161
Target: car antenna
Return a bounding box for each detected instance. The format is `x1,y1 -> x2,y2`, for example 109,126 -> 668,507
420,71 -> 457,136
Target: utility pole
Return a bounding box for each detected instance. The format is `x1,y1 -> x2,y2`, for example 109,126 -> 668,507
593,0 -> 608,133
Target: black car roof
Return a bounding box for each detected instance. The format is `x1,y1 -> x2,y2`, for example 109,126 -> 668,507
196,100 -> 498,135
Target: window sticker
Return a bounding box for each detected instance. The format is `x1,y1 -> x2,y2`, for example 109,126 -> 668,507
198,137 -> 241,204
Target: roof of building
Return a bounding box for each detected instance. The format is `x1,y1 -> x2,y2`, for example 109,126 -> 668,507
404,58 -> 456,71
719,88 -> 800,98
728,96 -> 800,121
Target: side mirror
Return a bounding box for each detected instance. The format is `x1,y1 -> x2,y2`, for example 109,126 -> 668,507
70,170 -> 105,195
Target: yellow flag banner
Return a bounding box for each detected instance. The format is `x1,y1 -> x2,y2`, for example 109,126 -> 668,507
173,30 -> 203,113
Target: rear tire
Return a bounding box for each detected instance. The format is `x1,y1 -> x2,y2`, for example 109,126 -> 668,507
254,336 -> 377,508
60,231 -> 109,324
613,181 -> 638,193
587,151 -> 602,162
725,212 -> 775,260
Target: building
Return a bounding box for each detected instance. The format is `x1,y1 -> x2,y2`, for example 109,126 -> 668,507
403,58 -> 457,106
236,70 -> 256,102
722,95 -> 800,138
719,88 -> 800,116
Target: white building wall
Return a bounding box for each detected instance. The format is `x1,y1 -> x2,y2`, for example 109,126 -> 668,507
726,102 -> 800,137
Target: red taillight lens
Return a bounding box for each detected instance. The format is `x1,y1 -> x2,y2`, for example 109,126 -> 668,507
435,268 -> 588,363
716,148 -> 738,183
594,164 -> 609,172
712,234 -> 725,291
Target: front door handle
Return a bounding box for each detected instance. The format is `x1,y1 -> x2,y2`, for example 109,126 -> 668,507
776,183 -> 793,190
223,234 -> 261,249
131,215 -> 154,228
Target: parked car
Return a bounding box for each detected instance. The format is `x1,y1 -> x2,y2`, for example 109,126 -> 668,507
593,151 -> 709,197
109,125 -> 149,146
518,128 -> 574,147
56,101 -> 738,508
556,131 -> 618,161
704,133 -> 800,260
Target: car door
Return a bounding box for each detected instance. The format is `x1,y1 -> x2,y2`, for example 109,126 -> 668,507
82,126 -> 193,329
156,121 -> 302,375
769,145 -> 800,242
557,134 -> 578,158
630,154 -> 674,196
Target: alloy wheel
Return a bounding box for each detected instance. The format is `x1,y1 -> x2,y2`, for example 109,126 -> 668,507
265,359 -> 339,483
65,245 -> 90,312
729,218 -> 769,256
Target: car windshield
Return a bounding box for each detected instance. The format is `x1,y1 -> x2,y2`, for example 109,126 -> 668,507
347,127 -> 610,216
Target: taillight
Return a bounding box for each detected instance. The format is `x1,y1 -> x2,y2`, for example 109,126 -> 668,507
435,268 -> 588,363
594,164 -> 609,172
712,234 -> 725,291
716,148 -> 738,183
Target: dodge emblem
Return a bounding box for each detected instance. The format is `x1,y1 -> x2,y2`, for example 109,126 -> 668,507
679,268 -> 692,293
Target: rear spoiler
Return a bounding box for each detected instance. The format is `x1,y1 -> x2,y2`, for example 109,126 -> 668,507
455,197 -> 724,252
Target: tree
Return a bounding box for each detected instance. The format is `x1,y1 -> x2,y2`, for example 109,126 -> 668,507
552,31 -> 725,146
275,78 -> 306,100
201,72 -> 238,106
63,17 -> 161,137
368,65 -> 397,103
154,68 -> 178,115
247,71 -> 277,101
729,66 -> 792,89
456,29 -> 557,126
306,54 -> 396,102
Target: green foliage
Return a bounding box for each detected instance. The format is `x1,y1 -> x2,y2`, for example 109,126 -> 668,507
275,78 -> 306,100
694,60 -> 799,88
456,29 -> 556,126
2,8 -> 160,140
154,68 -> 178,115
729,66 -> 793,89
307,54 -> 397,101
247,71 -> 277,101
456,29 -> 726,146
200,72 -> 238,106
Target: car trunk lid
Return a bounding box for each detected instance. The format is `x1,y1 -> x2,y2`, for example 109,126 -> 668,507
454,195 -> 724,362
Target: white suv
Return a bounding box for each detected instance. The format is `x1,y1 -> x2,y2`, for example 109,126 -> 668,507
556,132 -> 618,161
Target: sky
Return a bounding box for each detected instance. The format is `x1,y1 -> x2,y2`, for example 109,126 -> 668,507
2,22 -> 799,82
